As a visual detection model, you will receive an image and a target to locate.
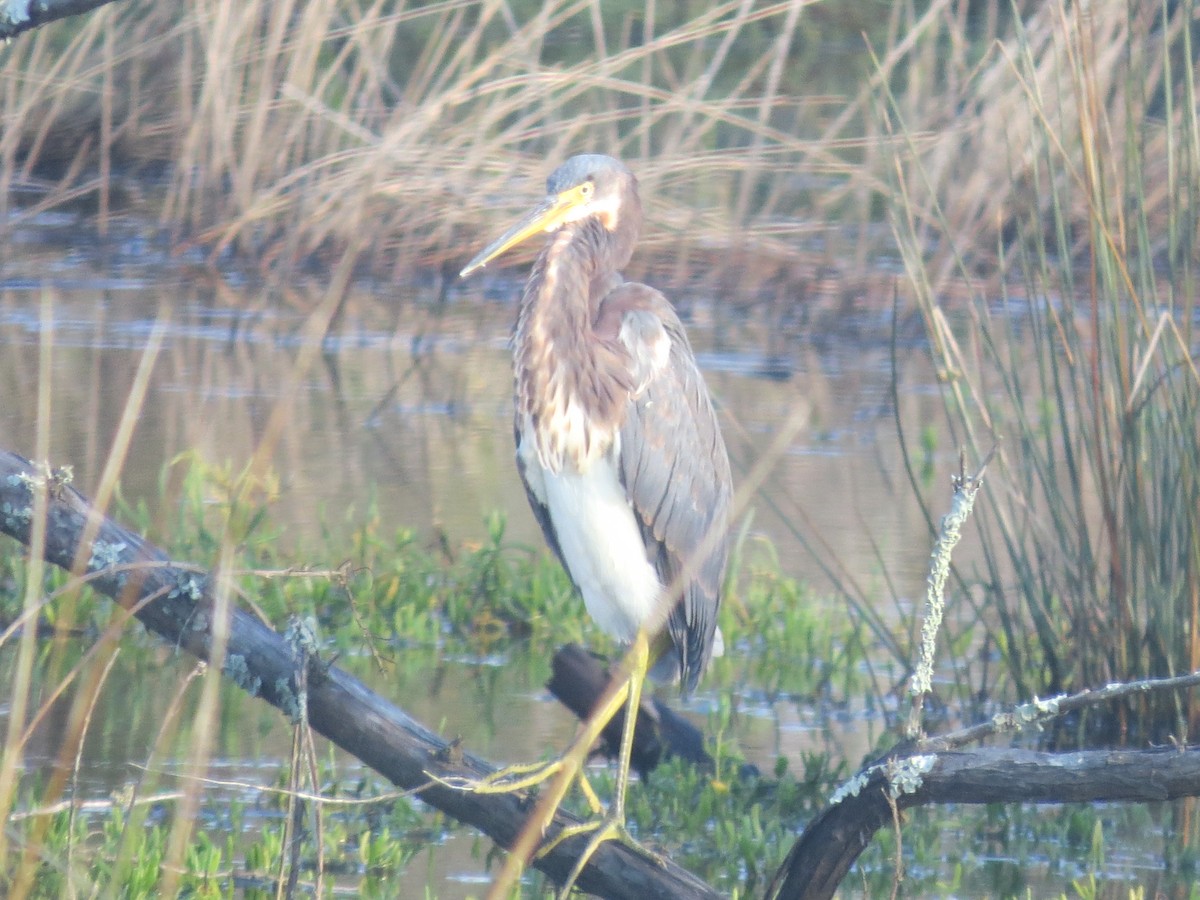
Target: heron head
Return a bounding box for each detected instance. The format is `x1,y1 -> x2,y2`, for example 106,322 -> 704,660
460,154 -> 638,277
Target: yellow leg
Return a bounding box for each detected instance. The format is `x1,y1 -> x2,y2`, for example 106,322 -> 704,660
430,757 -> 566,795
484,629 -> 657,900
547,635 -> 662,898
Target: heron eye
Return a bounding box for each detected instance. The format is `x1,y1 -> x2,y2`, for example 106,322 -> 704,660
580,181 -> 594,198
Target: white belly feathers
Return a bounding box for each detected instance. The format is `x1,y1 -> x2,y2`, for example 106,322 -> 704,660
518,424 -> 662,643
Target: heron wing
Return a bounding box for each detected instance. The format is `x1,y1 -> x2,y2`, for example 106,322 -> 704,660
600,284 -> 733,693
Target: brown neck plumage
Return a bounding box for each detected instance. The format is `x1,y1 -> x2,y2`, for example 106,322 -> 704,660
514,220 -> 634,472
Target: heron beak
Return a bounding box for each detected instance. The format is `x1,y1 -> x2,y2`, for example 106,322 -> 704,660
460,184 -> 590,278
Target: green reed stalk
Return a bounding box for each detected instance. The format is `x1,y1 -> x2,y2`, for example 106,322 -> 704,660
888,0 -> 1200,732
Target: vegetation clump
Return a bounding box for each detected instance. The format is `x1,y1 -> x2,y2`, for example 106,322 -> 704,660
4,0 -> 1200,895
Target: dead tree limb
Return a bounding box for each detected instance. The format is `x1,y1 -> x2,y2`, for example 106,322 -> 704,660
920,672 -> 1200,752
760,450 -> 1200,898
546,642 -> 722,777
0,0 -> 124,40
766,743 -> 1200,900
0,450 -> 721,900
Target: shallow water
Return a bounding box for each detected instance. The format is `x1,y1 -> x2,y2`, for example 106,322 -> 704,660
2,208 -> 1184,897
1,212 -> 950,742
0,205 -> 956,604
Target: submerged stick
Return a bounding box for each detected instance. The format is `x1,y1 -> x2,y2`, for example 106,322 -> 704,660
766,744 -> 1200,900
0,449 -> 720,900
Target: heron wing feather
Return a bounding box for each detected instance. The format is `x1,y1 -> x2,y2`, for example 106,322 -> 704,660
605,284 -> 732,692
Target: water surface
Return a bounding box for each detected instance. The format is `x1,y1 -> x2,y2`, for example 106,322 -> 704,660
8,207 -> 1146,897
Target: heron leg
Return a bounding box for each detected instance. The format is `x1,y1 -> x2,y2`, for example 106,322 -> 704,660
427,746 -> 604,816
543,632 -> 666,898
482,629 -> 660,899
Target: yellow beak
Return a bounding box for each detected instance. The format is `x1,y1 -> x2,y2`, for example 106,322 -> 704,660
460,184 -> 592,278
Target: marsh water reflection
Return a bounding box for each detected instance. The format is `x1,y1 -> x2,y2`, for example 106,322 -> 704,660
0,238 -> 950,606
1,221 -> 955,894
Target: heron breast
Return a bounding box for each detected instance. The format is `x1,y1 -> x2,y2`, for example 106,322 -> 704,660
533,392 -> 612,472
519,425 -> 662,642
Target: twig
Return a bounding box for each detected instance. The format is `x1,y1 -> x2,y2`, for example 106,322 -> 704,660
919,670 -> 1200,753
906,449 -> 991,739
9,791 -> 186,821
0,0 -> 124,40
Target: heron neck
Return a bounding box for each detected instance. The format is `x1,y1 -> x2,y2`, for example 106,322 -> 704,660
520,220 -> 624,348
514,222 -> 633,471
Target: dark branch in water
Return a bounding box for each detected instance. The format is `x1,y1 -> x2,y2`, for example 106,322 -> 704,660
547,643 -> 671,779
767,447 -> 1200,900
0,448 -> 721,900
767,744 -> 1200,900
546,643 -> 757,779
0,0 -> 123,40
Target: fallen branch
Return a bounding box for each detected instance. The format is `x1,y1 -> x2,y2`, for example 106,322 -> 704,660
767,452 -> 1200,900
766,743 -> 1200,900
546,642 -> 729,778
0,0 -> 124,40
0,450 -> 721,900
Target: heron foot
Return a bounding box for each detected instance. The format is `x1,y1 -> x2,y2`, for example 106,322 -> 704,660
461,631 -> 654,898
429,758 -> 562,794
541,811 -> 663,898
427,759 -> 606,814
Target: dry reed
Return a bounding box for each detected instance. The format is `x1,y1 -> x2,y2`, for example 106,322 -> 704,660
0,0 -> 944,294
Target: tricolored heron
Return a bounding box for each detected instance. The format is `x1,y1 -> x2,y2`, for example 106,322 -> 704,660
460,154 -> 732,891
